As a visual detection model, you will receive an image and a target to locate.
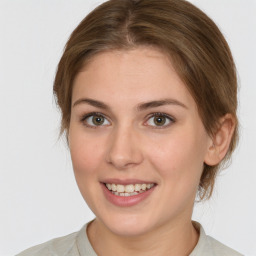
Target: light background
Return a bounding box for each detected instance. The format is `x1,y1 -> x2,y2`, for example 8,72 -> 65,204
0,0 -> 255,255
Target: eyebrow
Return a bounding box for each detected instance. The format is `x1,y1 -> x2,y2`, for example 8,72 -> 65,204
72,98 -> 188,111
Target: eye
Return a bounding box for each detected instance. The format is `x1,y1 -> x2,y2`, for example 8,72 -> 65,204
145,113 -> 174,128
81,112 -> 110,128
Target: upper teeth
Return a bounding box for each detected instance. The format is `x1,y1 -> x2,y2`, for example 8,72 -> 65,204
105,183 -> 154,193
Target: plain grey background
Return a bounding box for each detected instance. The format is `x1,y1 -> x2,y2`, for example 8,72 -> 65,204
0,0 -> 255,255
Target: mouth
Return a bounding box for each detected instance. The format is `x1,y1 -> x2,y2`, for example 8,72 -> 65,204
101,179 -> 157,207
104,183 -> 156,197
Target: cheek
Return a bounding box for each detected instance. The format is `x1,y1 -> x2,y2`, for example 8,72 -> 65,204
69,130 -> 104,176
68,130 -> 106,207
146,129 -> 206,184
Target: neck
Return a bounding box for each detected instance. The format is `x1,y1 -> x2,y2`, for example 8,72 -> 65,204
87,217 -> 199,256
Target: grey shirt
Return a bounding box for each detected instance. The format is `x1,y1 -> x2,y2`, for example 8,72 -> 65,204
16,221 -> 243,256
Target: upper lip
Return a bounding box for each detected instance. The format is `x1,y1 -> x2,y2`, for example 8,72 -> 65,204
101,178 -> 156,185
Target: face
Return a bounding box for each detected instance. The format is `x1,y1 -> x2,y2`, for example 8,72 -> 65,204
69,47 -> 212,236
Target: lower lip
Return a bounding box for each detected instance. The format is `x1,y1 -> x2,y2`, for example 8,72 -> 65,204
101,183 -> 156,207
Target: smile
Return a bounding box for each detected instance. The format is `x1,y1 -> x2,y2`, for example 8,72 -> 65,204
105,183 -> 155,197
101,181 -> 157,207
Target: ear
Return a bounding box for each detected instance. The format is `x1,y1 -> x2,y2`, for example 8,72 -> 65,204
204,114 -> 236,166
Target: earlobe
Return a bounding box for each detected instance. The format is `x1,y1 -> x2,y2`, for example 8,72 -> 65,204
204,114 -> 236,166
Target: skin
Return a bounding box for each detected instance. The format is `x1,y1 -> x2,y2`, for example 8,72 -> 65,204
68,46 -> 235,256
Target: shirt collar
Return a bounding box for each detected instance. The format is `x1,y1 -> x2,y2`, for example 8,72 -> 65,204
76,220 -> 212,256
189,221 -> 213,256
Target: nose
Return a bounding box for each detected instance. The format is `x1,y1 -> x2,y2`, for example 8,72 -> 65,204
105,125 -> 143,170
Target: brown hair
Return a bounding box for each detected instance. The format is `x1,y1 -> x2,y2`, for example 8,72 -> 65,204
53,0 -> 238,200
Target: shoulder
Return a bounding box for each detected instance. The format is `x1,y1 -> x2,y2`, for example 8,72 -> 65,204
16,230 -> 79,256
191,221 -> 243,256
205,235 -> 243,256
16,221 -> 97,256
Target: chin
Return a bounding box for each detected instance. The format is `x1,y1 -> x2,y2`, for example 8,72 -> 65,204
98,212 -> 159,237
107,222 -> 151,237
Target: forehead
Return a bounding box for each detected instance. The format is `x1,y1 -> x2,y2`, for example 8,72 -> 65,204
72,47 -> 196,110
81,46 -> 173,74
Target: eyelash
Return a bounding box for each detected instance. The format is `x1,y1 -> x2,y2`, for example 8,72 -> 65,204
80,112 -> 175,129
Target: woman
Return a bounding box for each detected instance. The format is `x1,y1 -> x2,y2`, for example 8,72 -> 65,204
17,0 -> 243,255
